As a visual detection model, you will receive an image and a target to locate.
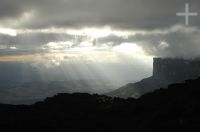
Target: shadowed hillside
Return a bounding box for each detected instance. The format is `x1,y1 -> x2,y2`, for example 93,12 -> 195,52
107,58 -> 200,98
0,77 -> 200,131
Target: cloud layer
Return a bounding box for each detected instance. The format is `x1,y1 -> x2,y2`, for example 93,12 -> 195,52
0,0 -> 200,59
0,0 -> 200,30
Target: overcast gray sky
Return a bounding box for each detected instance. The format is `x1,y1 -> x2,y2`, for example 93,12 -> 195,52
0,0 -> 199,29
0,0 -> 200,83
0,0 -> 200,58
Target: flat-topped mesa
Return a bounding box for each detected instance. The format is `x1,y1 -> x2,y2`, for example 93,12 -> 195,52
153,58 -> 200,81
107,57 -> 200,98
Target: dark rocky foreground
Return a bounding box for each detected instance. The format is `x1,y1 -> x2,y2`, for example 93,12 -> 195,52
1,77 -> 200,131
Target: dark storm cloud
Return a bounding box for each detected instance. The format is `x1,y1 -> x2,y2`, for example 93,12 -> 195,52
126,29 -> 200,58
0,0 -> 27,19
98,35 -> 126,46
1,0 -> 200,30
0,33 -> 74,55
22,0 -> 200,30
1,0 -> 200,58
1,28 -> 200,58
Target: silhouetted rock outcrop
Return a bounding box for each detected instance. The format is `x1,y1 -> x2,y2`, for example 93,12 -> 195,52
107,58 -> 200,98
0,77 -> 200,131
153,58 -> 200,81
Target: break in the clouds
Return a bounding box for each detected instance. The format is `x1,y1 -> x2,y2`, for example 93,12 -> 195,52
0,0 -> 200,59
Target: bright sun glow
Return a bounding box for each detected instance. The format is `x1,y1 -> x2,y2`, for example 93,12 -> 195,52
0,26 -> 152,67
66,27 -> 112,38
39,39 -> 153,66
112,43 -> 153,65
66,27 -> 129,38
0,27 -> 17,36
112,43 -> 144,55
82,28 -> 111,38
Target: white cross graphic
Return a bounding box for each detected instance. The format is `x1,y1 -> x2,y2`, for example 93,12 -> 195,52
176,3 -> 198,25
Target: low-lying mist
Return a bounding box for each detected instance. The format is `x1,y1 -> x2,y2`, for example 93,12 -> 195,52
0,60 -> 152,104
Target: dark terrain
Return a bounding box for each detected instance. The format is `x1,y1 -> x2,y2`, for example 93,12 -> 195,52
108,58 -> 200,98
1,77 -> 200,131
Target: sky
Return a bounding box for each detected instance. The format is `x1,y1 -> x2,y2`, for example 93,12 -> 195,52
0,0 -> 200,84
